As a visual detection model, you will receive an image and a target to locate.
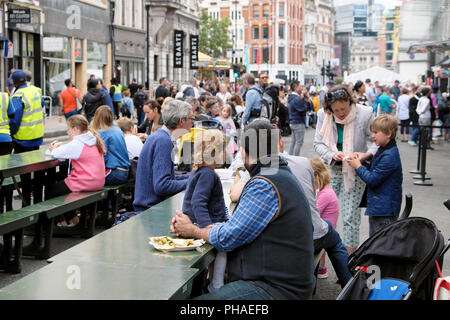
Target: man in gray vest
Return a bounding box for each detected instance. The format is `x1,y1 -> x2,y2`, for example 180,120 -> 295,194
171,119 -> 315,300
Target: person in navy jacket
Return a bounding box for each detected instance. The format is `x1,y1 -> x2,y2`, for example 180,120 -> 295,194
346,114 -> 403,237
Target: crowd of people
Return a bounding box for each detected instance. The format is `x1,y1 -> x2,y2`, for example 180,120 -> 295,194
3,66 -> 449,300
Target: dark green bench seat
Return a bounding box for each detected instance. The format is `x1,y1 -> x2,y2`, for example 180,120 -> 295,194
0,206 -> 40,273
0,190 -> 108,274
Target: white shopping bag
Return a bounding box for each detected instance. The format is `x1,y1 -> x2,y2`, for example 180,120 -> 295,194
434,260 -> 450,300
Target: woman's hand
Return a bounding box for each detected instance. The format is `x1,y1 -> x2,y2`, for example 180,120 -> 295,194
333,151 -> 346,161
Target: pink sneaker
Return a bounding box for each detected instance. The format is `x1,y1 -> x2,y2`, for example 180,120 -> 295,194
318,265 -> 328,279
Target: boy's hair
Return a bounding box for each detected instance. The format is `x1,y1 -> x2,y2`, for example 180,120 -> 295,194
370,114 -> 398,140
192,129 -> 225,171
309,157 -> 331,191
116,117 -> 134,133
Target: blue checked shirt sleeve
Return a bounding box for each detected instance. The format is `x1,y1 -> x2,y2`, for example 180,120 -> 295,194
209,178 -> 279,252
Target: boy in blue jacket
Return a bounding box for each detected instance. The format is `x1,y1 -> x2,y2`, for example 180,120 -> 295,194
346,115 -> 403,237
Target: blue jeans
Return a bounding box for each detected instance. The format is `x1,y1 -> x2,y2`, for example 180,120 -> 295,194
194,280 -> 275,300
105,168 -> 129,186
314,220 -> 352,287
369,216 -> 397,237
410,121 -> 419,143
289,123 -> 305,156
305,113 -> 317,128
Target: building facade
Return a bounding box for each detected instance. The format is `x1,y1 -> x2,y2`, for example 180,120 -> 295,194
349,40 -> 381,74
112,0 -> 147,87
244,0 -> 305,84
146,0 -> 200,91
35,0 -> 113,113
198,0 -> 249,67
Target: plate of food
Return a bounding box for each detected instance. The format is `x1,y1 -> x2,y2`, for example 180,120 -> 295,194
149,236 -> 205,252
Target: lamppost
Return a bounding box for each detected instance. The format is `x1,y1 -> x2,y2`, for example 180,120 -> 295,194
145,3 -> 150,90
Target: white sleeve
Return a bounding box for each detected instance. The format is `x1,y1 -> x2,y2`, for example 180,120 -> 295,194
51,140 -> 84,160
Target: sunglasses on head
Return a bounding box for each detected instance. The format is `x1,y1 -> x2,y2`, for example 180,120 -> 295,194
327,89 -> 348,100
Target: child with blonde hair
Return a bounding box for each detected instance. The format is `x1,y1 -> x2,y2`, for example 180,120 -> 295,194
309,157 -> 340,279
116,117 -> 143,160
217,104 -> 238,156
180,129 -> 228,292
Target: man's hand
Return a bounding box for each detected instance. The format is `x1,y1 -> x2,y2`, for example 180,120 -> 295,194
171,210 -> 212,242
171,210 -> 197,238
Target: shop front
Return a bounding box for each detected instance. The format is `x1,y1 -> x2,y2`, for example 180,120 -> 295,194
113,27 -> 146,87
6,2 -> 43,87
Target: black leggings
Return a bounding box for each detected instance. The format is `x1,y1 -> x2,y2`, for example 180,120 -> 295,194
400,120 -> 410,134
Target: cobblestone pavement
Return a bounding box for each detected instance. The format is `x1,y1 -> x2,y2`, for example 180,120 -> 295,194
1,124 -> 449,300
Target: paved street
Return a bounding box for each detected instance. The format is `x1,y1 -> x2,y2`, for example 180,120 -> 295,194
1,122 -> 449,300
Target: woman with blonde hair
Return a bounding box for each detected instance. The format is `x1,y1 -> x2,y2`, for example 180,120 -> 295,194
91,106 -> 130,185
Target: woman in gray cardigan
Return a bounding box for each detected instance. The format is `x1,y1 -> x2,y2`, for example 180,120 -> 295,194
314,85 -> 378,255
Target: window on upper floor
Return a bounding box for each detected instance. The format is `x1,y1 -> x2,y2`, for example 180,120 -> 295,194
279,24 -> 285,39
279,3 -> 285,17
252,26 -> 260,40
253,5 -> 260,17
262,25 -> 269,39
279,47 -> 285,64
263,4 -> 269,17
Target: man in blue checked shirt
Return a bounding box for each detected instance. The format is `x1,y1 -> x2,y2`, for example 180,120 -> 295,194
172,119 -> 315,300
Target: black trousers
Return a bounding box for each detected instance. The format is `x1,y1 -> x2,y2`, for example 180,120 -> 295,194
113,101 -> 120,119
46,180 -> 73,223
0,142 -> 12,156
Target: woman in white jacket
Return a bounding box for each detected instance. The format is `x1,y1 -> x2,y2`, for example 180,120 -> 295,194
416,86 -> 432,126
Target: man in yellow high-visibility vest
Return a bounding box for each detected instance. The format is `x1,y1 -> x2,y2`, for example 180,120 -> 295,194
10,69 -> 46,204
110,78 -> 122,120
0,89 -> 16,155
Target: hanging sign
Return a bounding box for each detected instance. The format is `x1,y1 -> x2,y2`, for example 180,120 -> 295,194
190,35 -> 199,69
174,30 -> 184,69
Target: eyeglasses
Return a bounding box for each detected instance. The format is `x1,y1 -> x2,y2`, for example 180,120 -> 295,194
261,76 -> 268,79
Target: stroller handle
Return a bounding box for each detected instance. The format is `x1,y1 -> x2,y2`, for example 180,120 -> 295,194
444,199 -> 450,211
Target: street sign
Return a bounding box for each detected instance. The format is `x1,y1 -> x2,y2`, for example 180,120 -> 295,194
8,9 -> 31,25
174,30 -> 184,69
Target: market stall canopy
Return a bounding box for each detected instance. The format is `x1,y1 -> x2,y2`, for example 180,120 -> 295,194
344,66 -> 410,86
197,52 -> 231,70
407,39 -> 450,54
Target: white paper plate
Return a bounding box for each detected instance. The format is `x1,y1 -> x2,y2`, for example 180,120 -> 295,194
148,237 -> 205,252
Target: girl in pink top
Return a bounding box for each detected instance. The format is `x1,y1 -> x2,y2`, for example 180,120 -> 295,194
47,115 -> 106,227
310,157 -> 340,278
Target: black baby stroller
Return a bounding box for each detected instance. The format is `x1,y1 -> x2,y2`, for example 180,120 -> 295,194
337,216 -> 446,300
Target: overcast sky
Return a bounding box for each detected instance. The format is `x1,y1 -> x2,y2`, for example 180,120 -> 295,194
333,0 -> 403,9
